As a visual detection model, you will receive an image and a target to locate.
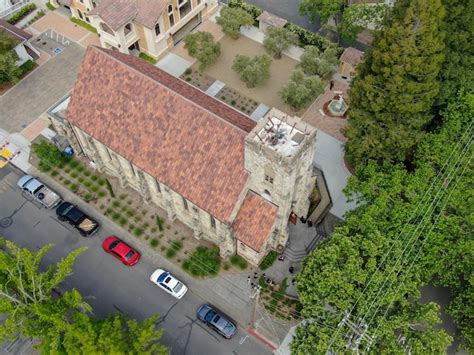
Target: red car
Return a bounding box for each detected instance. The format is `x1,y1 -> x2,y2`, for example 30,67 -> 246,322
102,236 -> 140,266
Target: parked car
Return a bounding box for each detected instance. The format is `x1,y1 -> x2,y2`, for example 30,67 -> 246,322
17,175 -> 62,208
149,269 -> 188,299
102,236 -> 140,266
197,304 -> 237,339
56,201 -> 99,236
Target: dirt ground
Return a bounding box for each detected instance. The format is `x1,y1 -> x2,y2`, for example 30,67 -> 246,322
199,35 -> 299,113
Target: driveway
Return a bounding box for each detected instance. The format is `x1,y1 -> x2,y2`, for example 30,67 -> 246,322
0,167 -> 272,355
0,42 -> 84,133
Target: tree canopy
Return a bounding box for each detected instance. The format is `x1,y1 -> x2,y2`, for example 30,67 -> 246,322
184,31 -> 221,71
344,0 -> 446,167
216,6 -> 254,39
0,31 -> 20,85
280,69 -> 324,110
232,54 -> 272,88
292,91 -> 473,353
0,239 -> 168,353
300,45 -> 338,79
263,27 -> 299,59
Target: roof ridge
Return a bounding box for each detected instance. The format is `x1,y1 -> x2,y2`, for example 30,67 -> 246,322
91,46 -> 256,134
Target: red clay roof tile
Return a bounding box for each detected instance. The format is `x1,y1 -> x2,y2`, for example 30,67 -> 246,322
66,46 -> 256,222
232,191 -> 278,252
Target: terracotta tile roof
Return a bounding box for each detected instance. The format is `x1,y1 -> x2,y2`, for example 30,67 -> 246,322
257,11 -> 287,28
340,47 -> 364,66
88,0 -> 167,30
0,19 -> 32,44
232,191 -> 278,252
66,46 -> 256,222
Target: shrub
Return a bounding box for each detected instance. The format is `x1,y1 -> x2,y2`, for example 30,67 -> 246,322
151,227 -> 158,233
112,200 -> 120,208
83,180 -> 92,187
83,193 -> 94,202
83,170 -> 91,177
70,17 -> 97,33
300,45 -> 338,79
284,22 -> 337,53
280,69 -> 325,109
77,176 -> 85,183
263,27 -> 299,59
216,6 -> 254,39
7,3 -> 36,24
112,212 -> 121,221
259,250 -> 278,270
119,194 -> 128,200
46,2 -> 56,11
32,140 -> 69,168
156,216 -> 164,231
105,179 -> 115,197
70,171 -> 78,178
90,174 -> 99,181
129,223 -> 135,230
50,170 -> 59,177
38,161 -> 51,172
184,68 -> 192,75
97,178 -> 106,186
139,52 -> 157,64
127,199 -> 132,205
228,0 -> 263,25
141,210 -> 148,216
232,54 -> 272,88
160,246 -> 166,251
90,185 -> 99,193
68,160 -> 80,168
166,248 -> 177,258
76,165 -> 85,173
165,241 -> 182,259
184,31 -> 221,71
230,255 -> 248,270
143,222 -> 149,229
133,227 -> 144,237
119,217 -> 127,226
223,262 -> 230,271
69,183 -> 79,192
18,60 -> 37,75
63,179 -> 71,186
98,190 -> 106,197
126,210 -> 134,217
150,239 -> 159,247
182,246 -> 220,277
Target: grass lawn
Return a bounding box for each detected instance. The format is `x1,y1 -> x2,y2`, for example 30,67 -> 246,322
195,35 -> 299,114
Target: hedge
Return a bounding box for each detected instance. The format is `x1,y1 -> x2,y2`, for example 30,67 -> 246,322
70,17 -> 97,33
228,0 -> 341,54
259,250 -> 278,270
139,52 -> 157,65
7,3 -> 37,24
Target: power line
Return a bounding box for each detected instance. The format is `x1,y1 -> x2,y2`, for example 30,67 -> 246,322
326,123 -> 473,353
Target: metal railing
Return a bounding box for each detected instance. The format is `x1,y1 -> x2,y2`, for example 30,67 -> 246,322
0,0 -> 32,20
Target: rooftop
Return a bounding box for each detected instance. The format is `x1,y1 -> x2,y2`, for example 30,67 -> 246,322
340,47 -> 364,66
0,19 -> 32,45
256,11 -> 288,28
65,46 -> 256,223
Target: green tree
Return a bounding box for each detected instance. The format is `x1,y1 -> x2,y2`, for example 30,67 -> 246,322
62,313 -> 167,354
299,0 -> 344,28
292,91 -> 473,353
339,2 -> 389,41
280,69 -> 324,110
436,0 -> 474,105
263,27 -> 299,59
0,239 -> 89,348
32,140 -> 70,168
344,0 -> 445,167
232,54 -> 272,88
0,31 -> 17,53
0,31 -> 20,84
184,31 -> 221,71
300,45 -> 338,79
216,6 -> 253,39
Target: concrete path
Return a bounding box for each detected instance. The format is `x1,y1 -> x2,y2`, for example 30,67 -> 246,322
313,130 -> 357,220
205,80 -> 225,96
0,42 -> 84,133
250,103 -> 269,121
155,52 -> 192,77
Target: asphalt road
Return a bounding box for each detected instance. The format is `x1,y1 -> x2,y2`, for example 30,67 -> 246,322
0,167 -> 270,355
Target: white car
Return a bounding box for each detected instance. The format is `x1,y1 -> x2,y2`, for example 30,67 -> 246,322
150,269 -> 188,299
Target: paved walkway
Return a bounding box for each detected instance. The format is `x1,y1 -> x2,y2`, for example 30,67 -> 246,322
313,130 -> 357,220
0,41 -> 84,133
302,79 -> 349,142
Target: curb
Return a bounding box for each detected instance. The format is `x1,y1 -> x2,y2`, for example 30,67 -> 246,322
247,327 -> 278,351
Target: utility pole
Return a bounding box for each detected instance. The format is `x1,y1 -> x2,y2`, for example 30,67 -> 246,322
328,313 -> 375,354
249,285 -> 262,329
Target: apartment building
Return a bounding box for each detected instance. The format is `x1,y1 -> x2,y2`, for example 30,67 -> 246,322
53,0 -> 218,59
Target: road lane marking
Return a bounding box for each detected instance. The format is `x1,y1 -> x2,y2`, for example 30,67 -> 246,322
239,335 -> 249,345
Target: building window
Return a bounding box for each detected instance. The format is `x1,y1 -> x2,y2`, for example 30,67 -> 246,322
210,216 -> 216,229
182,197 -> 188,210
240,242 -> 246,250
92,1 -> 97,8
168,5 -> 174,27
130,162 -> 136,176
179,0 -> 192,18
100,22 -> 114,35
155,23 -> 161,36
156,180 -> 161,192
264,175 -> 274,184
77,9 -> 84,19
124,23 -> 133,36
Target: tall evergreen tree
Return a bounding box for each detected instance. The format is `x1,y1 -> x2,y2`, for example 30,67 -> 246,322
436,0 -> 474,105
344,0 -> 445,167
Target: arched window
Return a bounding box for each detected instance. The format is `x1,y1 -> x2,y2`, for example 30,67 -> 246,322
155,23 -> 161,36
124,23 -> 133,35
77,9 -> 84,20
168,5 -> 175,27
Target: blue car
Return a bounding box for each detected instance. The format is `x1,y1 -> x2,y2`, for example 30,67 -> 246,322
197,304 -> 237,339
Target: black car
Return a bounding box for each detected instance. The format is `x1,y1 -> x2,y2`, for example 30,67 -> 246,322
56,202 -> 100,236
197,304 -> 237,339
